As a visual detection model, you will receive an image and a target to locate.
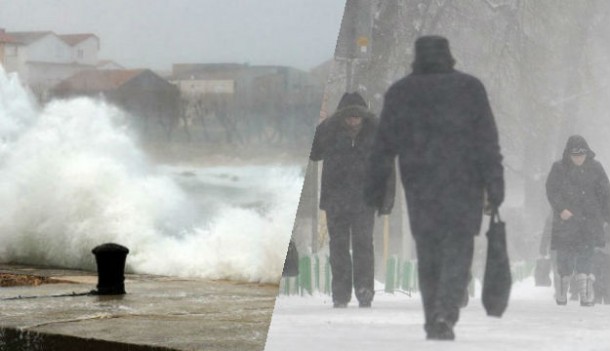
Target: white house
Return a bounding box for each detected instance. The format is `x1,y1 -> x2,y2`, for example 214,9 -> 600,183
59,34 -> 99,65
6,31 -> 100,93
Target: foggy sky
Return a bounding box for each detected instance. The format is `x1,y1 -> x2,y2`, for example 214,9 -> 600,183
0,0 -> 345,71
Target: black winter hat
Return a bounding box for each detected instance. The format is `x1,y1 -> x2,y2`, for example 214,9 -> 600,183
415,36 -> 452,60
337,92 -> 367,110
412,35 -> 455,73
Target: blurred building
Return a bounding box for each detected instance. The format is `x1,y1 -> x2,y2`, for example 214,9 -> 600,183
3,31 -> 100,94
53,69 -> 180,140
171,63 -> 322,144
172,63 -> 317,109
0,29 -> 20,72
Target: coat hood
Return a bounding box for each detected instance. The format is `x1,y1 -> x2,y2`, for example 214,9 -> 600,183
336,92 -> 367,110
562,135 -> 596,164
411,35 -> 456,74
331,92 -> 375,124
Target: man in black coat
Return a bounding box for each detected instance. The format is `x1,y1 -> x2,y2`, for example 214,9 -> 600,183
310,92 -> 394,308
545,135 -> 610,306
365,36 -> 504,340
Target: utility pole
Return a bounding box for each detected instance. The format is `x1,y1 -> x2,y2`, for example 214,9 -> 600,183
335,0 -> 374,92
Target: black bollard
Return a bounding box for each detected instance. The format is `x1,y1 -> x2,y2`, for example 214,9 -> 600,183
91,243 -> 129,295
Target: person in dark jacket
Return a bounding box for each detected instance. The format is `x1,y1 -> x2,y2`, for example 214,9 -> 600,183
545,135 -> 610,306
365,36 -> 504,340
310,92 -> 394,308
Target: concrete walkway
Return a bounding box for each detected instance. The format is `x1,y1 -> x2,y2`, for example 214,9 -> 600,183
0,264 -> 278,351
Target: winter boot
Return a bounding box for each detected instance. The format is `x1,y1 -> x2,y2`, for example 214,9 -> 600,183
426,318 -> 455,341
583,274 -> 596,307
356,288 -> 374,308
576,273 -> 595,307
555,275 -> 571,305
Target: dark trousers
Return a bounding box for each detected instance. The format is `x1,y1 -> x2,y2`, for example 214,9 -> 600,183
414,230 -> 474,329
326,208 -> 375,304
556,245 -> 594,277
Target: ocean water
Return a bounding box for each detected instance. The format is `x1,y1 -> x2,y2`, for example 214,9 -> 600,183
0,66 -> 302,283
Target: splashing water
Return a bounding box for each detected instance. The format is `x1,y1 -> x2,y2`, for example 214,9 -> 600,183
0,66 -> 301,283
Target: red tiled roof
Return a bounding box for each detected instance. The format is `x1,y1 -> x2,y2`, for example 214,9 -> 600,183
59,33 -> 98,46
6,31 -> 54,45
55,69 -> 146,92
0,31 -> 18,44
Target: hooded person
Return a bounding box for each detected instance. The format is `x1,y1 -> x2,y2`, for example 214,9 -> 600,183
365,36 -> 504,340
310,92 -> 395,308
545,135 -> 610,306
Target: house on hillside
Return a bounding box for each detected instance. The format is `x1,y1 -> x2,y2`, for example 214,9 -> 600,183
5,31 -> 99,95
52,69 -> 180,140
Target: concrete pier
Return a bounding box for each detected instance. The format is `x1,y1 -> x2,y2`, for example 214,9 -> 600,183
0,264 -> 277,350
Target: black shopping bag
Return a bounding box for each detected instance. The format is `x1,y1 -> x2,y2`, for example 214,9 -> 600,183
282,240 -> 299,277
482,208 -> 512,317
534,257 -> 552,287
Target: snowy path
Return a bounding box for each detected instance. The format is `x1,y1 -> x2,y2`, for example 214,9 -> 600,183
264,278 -> 610,351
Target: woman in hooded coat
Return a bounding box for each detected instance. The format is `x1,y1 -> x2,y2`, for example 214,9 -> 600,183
545,135 -> 610,306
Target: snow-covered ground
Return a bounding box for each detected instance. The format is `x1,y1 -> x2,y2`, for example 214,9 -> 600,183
265,278 -> 610,351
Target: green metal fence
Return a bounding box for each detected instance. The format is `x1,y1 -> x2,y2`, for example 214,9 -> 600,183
279,254 -> 535,296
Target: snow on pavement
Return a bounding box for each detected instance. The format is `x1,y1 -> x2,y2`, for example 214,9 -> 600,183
264,278 -> 610,351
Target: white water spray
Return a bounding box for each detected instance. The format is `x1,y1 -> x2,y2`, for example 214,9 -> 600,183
0,66 -> 301,283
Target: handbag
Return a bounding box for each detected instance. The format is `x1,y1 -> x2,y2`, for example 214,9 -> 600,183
282,240 -> 299,277
534,257 -> 552,287
482,208 -> 512,317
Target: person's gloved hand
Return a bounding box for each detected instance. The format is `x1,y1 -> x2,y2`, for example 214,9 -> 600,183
487,181 -> 505,208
